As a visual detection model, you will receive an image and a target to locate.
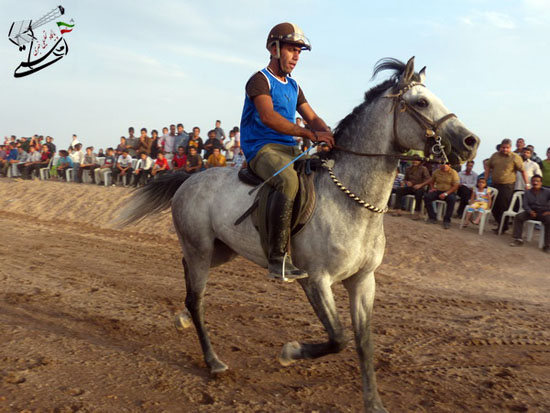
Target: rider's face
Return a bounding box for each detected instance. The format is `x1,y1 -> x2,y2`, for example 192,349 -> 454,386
278,44 -> 301,74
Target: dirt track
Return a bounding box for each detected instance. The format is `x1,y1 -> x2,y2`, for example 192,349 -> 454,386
0,179 -> 549,412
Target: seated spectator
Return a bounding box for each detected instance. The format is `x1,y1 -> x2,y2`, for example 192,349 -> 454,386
456,160 -> 478,217
463,177 -> 493,226
424,162 -> 460,229
137,127 -> 152,155
78,146 -> 99,183
172,146 -> 187,171
32,144 -> 53,178
232,146 -> 246,169
542,147 -> 550,189
70,143 -> 84,183
0,145 -> 8,175
151,152 -> 170,178
115,137 -> 126,156
393,156 -> 430,219
94,147 -> 116,185
515,147 -> 542,191
185,146 -> 203,174
510,175 -> 550,253
2,143 -> 19,176
203,129 -> 222,159
133,151 -> 153,187
186,127 -> 204,155
56,150 -> 74,180
18,145 -> 41,179
112,150 -> 133,186
206,147 -> 226,168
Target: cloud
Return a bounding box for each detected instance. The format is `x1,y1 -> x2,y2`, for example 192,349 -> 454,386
459,10 -> 516,30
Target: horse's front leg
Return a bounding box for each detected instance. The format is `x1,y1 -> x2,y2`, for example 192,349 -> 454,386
343,271 -> 387,413
279,277 -> 347,365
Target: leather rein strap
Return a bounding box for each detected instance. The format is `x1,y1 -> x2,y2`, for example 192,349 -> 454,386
332,81 -> 457,164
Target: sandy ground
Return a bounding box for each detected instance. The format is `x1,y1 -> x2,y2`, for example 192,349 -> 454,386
0,178 -> 549,413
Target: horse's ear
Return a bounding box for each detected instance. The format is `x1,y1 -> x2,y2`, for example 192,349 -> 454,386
400,56 -> 415,86
419,66 -> 426,83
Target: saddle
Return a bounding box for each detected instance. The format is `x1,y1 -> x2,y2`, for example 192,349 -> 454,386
235,158 -> 322,256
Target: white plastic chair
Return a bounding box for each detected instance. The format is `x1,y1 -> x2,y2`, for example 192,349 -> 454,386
7,163 -> 21,177
525,220 -> 545,249
39,157 -> 54,180
459,187 -> 499,235
97,157 -> 105,167
403,194 -> 424,214
434,200 -> 447,221
498,191 -> 524,235
65,168 -> 74,182
103,170 -> 112,186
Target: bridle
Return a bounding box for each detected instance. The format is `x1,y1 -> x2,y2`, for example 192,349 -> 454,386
333,81 -> 457,164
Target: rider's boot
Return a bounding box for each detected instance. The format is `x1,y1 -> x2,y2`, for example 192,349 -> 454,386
267,191 -> 308,282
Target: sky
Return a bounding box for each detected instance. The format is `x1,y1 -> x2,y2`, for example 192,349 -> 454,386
1,0 -> 549,171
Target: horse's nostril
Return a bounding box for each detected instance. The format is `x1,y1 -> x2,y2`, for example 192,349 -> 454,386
464,136 -> 478,148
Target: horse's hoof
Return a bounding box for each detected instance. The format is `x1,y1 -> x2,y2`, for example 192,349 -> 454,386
174,309 -> 192,332
210,360 -> 229,374
279,341 -> 301,366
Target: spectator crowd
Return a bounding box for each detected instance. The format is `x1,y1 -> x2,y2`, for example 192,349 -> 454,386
2,128 -> 549,253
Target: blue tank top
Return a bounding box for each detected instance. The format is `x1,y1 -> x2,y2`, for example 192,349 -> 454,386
240,68 -> 299,160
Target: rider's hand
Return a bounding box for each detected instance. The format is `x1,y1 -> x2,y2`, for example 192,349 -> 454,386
310,130 -> 334,149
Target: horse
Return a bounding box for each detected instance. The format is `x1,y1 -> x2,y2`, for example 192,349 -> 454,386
118,57 -> 479,412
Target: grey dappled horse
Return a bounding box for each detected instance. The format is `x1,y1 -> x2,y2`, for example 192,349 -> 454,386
119,57 -> 478,412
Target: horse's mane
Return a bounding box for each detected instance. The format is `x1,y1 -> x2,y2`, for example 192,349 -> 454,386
333,58 -> 421,141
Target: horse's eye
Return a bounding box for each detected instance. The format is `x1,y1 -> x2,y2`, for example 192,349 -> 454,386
416,98 -> 429,108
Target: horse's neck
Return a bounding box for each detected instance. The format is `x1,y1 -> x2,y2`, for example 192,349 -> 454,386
325,103 -> 398,214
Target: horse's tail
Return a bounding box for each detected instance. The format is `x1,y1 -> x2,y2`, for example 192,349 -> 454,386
115,172 -> 191,227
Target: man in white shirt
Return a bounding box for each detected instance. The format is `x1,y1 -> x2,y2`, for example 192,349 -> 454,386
18,145 -> 41,179
224,129 -> 236,161
112,150 -> 134,186
515,147 -> 542,191
70,143 -> 85,182
133,151 -> 153,187
160,124 -> 177,161
456,160 -> 478,217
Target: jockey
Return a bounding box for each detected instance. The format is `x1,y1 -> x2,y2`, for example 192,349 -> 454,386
240,22 -> 334,281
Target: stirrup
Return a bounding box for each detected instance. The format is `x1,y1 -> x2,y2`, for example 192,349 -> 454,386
268,253 -> 308,283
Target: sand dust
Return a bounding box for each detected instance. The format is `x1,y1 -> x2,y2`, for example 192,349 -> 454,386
0,178 -> 549,412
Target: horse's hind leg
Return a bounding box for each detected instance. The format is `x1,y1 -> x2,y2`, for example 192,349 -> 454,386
179,255 -> 228,374
279,278 -> 347,366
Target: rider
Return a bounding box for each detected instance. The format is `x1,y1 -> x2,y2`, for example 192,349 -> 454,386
240,22 -> 334,281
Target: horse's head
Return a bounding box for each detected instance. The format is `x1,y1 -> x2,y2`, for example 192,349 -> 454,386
378,57 -> 479,165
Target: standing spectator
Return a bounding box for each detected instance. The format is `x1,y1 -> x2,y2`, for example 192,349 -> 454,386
78,146 -> 99,183
133,152 -> 153,187
424,162 -> 460,229
115,137 -> 126,156
56,150 -> 74,180
510,175 -> 550,253
486,138 -> 529,234
69,134 -> 80,150
515,147 -> 542,191
232,146 -> 246,169
172,146 -> 187,171
150,129 -> 160,159
513,138 -> 525,154
160,124 -> 177,160
97,148 -> 105,157
186,127 -> 204,155
214,120 -> 226,141
203,129 -> 222,159
20,137 -> 31,152
527,144 -> 543,167
45,136 -> 56,154
70,143 -> 84,183
456,160 -> 478,217
137,127 -> 152,155
126,127 -> 139,158
477,159 -> 492,187
393,156 -> 431,219
541,147 -> 550,188
224,129 -> 236,161
0,145 -> 7,174
152,152 -> 170,178
185,146 -> 203,174
174,123 -> 189,152
18,145 -> 40,179
206,147 -> 227,168
112,150 -> 133,186
95,147 -> 116,185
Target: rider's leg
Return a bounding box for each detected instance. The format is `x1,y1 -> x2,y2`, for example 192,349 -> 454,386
249,144 -> 307,281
